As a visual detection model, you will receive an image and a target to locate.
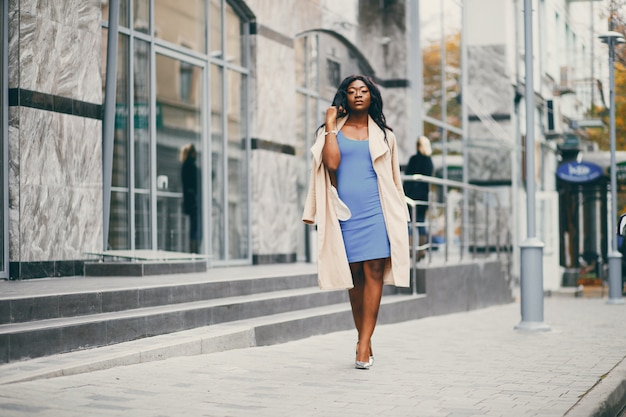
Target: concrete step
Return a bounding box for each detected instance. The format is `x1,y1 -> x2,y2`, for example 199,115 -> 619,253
0,286 -> 350,364
0,272 -> 319,325
0,293 -> 425,385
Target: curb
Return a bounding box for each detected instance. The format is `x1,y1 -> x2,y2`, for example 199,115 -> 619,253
0,323 -> 257,385
565,356 -> 626,417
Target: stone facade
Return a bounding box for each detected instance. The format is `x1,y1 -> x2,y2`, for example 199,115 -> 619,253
5,0 -> 412,277
7,0 -> 102,278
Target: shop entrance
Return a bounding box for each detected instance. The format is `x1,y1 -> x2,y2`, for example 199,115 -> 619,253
557,160 -> 608,286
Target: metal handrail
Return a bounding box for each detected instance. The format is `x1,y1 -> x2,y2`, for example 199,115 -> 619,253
402,174 -> 509,293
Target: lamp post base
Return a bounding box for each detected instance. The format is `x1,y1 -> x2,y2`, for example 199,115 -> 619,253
607,251 -> 624,305
516,238 -> 551,331
514,321 -> 551,331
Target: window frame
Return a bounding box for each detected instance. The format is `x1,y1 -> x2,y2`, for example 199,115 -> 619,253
102,0 -> 252,264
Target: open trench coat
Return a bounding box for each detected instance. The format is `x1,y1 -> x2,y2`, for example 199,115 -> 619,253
302,116 -> 410,290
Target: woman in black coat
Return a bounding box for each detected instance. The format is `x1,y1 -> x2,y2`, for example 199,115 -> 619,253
403,136 -> 433,258
181,144 -> 202,253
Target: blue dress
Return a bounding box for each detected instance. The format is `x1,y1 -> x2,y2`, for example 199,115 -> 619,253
336,130 -> 391,263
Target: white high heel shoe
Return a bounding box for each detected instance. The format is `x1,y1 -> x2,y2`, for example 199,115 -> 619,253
355,342 -> 374,368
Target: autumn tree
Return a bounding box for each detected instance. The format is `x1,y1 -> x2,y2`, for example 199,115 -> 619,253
586,0 -> 626,151
421,32 -> 462,150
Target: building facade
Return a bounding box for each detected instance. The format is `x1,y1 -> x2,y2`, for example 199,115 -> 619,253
0,0 -> 611,284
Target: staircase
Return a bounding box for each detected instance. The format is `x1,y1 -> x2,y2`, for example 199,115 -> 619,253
0,259 -> 512,384
0,263 -> 424,382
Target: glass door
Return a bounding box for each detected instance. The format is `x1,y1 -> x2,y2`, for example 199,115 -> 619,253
155,51 -> 206,254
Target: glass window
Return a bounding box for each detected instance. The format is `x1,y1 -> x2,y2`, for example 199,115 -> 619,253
225,2 -> 243,66
211,64 -> 225,260
226,70 -> 248,259
180,62 -> 194,102
134,39 -> 151,250
155,0 -> 206,53
295,38 -> 306,88
133,0 -> 149,34
103,0 -> 250,261
134,39 -> 150,191
113,34 -> 130,189
308,35 -> 318,91
135,193 -> 151,249
443,0 -> 461,130
109,191 -> 129,249
101,0 -> 129,27
103,30 -> 131,249
421,0 -> 443,122
210,0 -> 223,58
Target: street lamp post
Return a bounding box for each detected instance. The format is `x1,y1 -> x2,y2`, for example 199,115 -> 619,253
599,31 -> 625,305
515,0 -> 550,331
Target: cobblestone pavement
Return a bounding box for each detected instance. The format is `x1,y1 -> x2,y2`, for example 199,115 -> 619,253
1,297 -> 625,417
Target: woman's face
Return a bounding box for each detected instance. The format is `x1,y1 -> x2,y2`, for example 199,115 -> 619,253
345,79 -> 371,113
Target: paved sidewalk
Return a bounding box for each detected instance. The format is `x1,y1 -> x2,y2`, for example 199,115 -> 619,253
0,297 -> 625,417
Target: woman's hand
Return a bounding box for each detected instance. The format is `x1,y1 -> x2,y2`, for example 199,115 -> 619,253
326,106 -> 337,130
322,106 -> 340,172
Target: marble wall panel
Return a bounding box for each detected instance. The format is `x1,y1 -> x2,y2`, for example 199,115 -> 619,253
15,0 -> 102,102
18,109 -> 102,189
19,184 -> 102,261
16,0 -> 98,29
53,23 -> 102,102
13,108 -> 102,261
468,45 -> 513,115
250,150 -> 299,255
8,8 -> 19,88
381,87 -> 412,165
8,108 -> 20,261
76,0 -> 102,34
75,31 -> 102,104
19,107 -> 61,186
246,0 -> 323,37
18,13 -> 60,96
255,37 -> 296,147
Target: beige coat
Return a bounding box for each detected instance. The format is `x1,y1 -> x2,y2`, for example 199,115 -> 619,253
302,116 -> 410,290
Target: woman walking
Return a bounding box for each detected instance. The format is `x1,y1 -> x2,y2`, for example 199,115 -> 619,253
302,75 -> 410,369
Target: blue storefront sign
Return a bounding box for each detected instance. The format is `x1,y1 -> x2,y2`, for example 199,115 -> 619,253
556,161 -> 604,183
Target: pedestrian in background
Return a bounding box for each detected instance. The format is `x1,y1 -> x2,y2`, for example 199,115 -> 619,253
180,144 -> 202,254
302,75 -> 410,370
404,135 -> 433,260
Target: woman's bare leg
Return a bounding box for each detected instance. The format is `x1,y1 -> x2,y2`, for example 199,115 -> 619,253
355,258 -> 386,363
348,263 -> 365,341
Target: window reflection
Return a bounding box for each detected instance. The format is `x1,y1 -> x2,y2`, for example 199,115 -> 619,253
156,54 -> 203,253
210,0 -> 222,57
134,0 -> 149,33
227,71 -> 248,259
155,0 -> 206,53
211,64 -> 225,260
225,2 -> 242,66
134,39 -> 150,191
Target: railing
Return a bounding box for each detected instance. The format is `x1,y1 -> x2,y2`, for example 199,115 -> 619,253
402,174 -> 512,285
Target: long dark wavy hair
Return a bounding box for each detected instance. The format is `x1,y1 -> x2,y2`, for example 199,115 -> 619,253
319,75 -> 392,139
